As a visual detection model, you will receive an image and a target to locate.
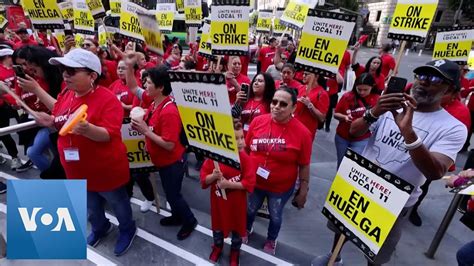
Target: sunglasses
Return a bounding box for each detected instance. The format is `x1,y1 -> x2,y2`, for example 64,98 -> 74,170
81,43 -> 92,48
61,66 -> 90,76
271,99 -> 289,108
414,74 -> 450,85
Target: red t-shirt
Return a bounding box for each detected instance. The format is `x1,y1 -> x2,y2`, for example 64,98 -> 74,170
258,46 -> 276,73
380,53 -> 396,78
145,96 -> 186,168
241,98 -> 270,134
224,55 -> 249,76
98,59 -> 119,88
16,77 -> 50,113
109,79 -> 134,117
246,114 -> 312,193
132,90 -> 154,109
14,38 -> 38,49
226,73 -> 250,105
327,51 -> 352,95
52,87 -> 129,192
294,85 -> 330,138
443,99 -> 471,132
195,54 -> 207,71
0,65 -> 17,106
353,64 -> 386,92
335,92 -> 379,141
200,151 -> 256,237
275,79 -> 304,94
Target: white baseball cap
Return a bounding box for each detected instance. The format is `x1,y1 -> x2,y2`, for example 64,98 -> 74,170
49,48 -> 101,74
0,48 -> 13,57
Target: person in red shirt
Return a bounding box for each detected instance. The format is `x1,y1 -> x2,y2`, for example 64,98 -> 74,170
130,65 -> 198,240
164,43 -> 182,70
201,122 -> 256,266
334,73 -> 379,166
294,72 -> 330,139
274,63 -> 304,92
379,43 -> 397,80
14,28 -> 38,49
226,56 -> 251,104
233,73 -> 276,135
245,88 -> 312,255
352,43 -> 386,93
81,38 -> 119,88
33,48 -> 136,256
257,37 -> 277,73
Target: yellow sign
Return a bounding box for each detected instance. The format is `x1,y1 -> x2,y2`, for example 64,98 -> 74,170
273,8 -> 288,36
433,28 -> 474,62
86,0 -> 105,19
388,0 -> 439,42
156,2 -> 175,33
211,3 -> 250,55
137,12 -> 164,55
295,9 -> 356,77
121,121 -> 156,172
120,1 -> 145,43
75,33 -> 85,48
54,29 -> 66,52
323,151 -> 413,261
110,0 -> 121,17
98,25 -> 107,47
198,20 -> 212,58
176,0 -> 184,13
469,50 -> 474,70
73,0 -> 95,35
256,10 -> 272,33
58,2 -> 73,22
22,0 -> 64,29
184,0 -> 202,26
0,15 -> 7,30
170,72 -> 241,169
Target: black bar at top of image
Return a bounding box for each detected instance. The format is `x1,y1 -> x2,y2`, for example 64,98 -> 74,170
168,71 -> 226,85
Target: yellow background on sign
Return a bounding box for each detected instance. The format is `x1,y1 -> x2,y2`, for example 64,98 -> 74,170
55,31 -> 66,51
23,0 -> 63,21
199,31 -> 212,55
120,11 -> 142,36
273,18 -> 288,34
433,40 -> 472,60
123,139 -> 151,164
110,0 -> 121,16
178,106 -> 237,155
156,11 -> 174,31
73,9 -> 94,30
257,17 -> 271,32
184,7 -> 202,24
86,0 -> 104,14
326,174 -> 397,248
142,28 -> 163,54
60,5 -> 73,21
211,21 -> 249,48
390,4 -> 437,31
282,1 -> 309,27
298,33 -> 348,68
176,0 -> 184,13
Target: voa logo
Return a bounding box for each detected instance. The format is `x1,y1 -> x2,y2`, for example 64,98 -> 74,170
18,207 -> 76,232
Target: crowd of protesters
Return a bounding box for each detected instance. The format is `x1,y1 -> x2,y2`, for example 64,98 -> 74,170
0,23 -> 473,265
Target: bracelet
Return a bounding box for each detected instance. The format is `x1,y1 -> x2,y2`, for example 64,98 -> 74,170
363,109 -> 378,124
369,109 -> 379,118
307,103 -> 314,109
404,136 -> 423,150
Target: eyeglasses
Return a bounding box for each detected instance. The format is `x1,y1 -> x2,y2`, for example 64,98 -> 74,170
61,66 -> 89,76
414,74 -> 450,85
81,43 -> 92,48
271,99 -> 289,108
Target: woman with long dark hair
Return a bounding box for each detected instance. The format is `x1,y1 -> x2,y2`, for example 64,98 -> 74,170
351,43 -> 386,93
333,72 -> 379,166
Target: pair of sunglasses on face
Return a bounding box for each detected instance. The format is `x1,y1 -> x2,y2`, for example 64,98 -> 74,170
414,74 -> 451,85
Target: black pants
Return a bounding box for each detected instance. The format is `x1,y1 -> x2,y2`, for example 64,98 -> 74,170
126,172 -> 155,201
0,106 -> 18,158
213,230 -> 242,250
324,93 -> 339,130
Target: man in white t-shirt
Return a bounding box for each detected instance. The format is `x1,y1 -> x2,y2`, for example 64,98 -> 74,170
314,59 -> 467,266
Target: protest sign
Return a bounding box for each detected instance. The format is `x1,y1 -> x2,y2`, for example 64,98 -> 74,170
86,0 -> 106,19
73,0 -> 95,35
176,0 -> 185,14
273,7 -> 288,36
211,0 -> 250,56
433,26 -> 474,62
54,29 -> 66,51
156,2 -> 175,33
388,0 -> 438,42
295,9 -> 356,78
22,0 -> 64,30
121,118 -> 157,173
98,25 -> 107,47
137,12 -> 164,55
120,1 -> 145,43
469,50 -> 474,70
323,149 -> 414,261
170,72 -> 240,169
109,0 -> 121,17
0,15 -> 7,30
184,0 -> 202,27
280,0 -> 318,30
198,19 -> 213,58
256,9 -> 272,33
58,2 -> 73,23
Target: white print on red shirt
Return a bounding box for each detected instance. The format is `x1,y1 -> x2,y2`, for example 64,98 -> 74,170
214,175 -> 241,198
250,138 -> 286,152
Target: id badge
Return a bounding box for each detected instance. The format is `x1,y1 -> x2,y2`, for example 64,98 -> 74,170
64,148 -> 80,162
257,166 -> 270,180
243,123 -> 250,132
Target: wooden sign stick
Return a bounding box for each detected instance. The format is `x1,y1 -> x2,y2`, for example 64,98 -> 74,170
328,234 -> 346,266
393,40 -> 407,77
213,161 -> 227,200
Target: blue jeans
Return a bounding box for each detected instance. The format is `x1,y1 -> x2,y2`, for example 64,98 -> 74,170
247,186 -> 294,241
27,127 -> 52,171
457,241 -> 474,266
87,185 -> 135,235
334,133 -> 369,167
158,158 -> 195,224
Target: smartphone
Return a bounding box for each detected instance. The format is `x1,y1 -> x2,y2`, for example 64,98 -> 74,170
280,39 -> 288,48
241,83 -> 250,101
386,77 -> 407,94
64,29 -> 73,36
13,65 -> 26,79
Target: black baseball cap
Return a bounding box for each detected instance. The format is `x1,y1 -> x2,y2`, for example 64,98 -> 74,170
413,59 -> 460,88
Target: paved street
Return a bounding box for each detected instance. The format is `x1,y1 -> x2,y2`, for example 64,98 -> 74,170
0,47 -> 470,265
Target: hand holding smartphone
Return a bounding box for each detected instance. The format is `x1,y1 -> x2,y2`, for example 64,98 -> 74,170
386,76 -> 407,94
241,83 -> 250,102
13,65 -> 26,79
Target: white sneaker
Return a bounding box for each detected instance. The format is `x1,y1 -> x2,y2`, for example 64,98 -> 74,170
140,200 -> 153,212
311,253 -> 343,266
10,158 -> 22,170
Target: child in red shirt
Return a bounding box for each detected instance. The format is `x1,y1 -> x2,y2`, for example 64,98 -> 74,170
200,122 -> 256,266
